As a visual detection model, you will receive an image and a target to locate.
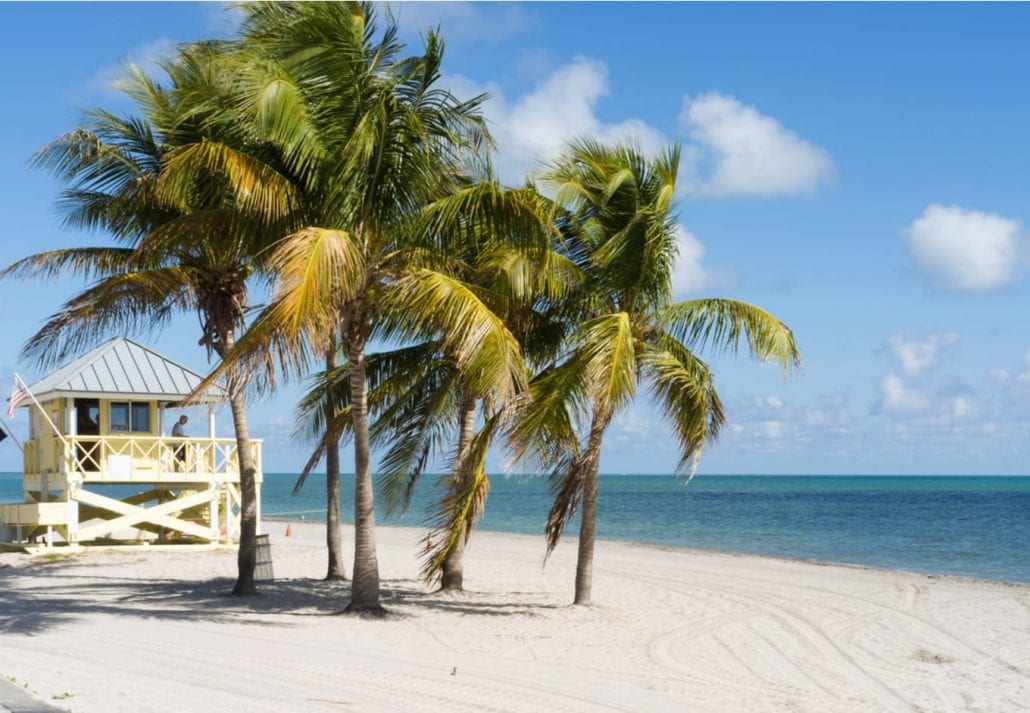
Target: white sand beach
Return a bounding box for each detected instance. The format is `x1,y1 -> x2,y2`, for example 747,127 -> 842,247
0,523 -> 1027,713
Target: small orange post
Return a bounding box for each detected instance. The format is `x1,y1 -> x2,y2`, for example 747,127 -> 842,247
285,523 -> 293,537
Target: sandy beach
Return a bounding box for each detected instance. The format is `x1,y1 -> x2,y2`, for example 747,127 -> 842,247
0,523 -> 1027,712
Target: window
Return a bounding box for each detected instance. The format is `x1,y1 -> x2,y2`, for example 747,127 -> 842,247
109,402 -> 151,433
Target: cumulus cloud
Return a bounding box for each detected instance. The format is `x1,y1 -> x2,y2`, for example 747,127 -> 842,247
679,93 -> 835,197
447,58 -> 666,182
904,204 -> 1023,291
720,394 -> 811,452
448,63 -> 834,202
877,374 -> 932,417
670,225 -> 732,297
874,373 -> 976,421
885,332 -> 959,376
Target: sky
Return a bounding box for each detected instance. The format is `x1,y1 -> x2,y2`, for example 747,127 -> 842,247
1,2 -> 1029,475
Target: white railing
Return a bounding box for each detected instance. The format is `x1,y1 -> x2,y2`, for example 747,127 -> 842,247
23,435 -> 262,482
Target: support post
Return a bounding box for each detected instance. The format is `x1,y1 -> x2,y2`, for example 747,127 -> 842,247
209,482 -> 218,540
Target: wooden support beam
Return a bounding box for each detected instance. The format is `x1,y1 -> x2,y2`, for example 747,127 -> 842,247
73,489 -> 216,541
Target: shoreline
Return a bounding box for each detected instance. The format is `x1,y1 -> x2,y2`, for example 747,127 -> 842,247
263,516 -> 1030,588
1,521 -> 1028,712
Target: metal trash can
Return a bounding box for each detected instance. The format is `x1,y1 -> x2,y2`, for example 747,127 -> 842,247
255,533 -> 275,582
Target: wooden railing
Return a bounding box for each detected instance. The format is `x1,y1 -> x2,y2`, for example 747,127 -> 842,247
22,435 -> 262,482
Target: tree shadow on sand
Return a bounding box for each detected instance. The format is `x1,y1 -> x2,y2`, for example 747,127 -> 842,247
383,584 -> 561,618
0,558 -> 562,635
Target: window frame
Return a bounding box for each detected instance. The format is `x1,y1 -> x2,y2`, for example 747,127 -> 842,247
108,401 -> 152,434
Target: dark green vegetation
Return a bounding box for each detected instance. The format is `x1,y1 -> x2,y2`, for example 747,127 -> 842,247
3,2 -> 798,609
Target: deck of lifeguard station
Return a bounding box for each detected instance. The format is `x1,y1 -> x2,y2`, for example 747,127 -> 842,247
0,337 -> 261,550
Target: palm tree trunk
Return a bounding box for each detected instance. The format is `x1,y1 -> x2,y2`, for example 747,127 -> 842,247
345,319 -> 382,613
324,344 -> 347,581
224,327 -> 259,596
574,406 -> 611,606
439,394 -> 478,592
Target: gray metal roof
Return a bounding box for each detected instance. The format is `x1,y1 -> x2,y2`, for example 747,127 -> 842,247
23,337 -> 226,403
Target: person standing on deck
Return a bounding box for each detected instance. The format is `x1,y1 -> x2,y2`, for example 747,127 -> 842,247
172,414 -> 188,471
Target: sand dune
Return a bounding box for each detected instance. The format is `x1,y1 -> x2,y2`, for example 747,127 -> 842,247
0,523 -> 1027,712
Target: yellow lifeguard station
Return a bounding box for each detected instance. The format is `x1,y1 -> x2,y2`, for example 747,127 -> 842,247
0,337 -> 262,550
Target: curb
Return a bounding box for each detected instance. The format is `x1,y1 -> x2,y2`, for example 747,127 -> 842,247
0,678 -> 67,713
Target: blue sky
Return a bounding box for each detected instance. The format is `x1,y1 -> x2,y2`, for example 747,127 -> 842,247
1,2 -> 1029,475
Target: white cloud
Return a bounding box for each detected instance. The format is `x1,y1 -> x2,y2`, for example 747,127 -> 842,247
448,58 -> 666,183
885,332 -> 959,376
990,350 -> 1030,385
875,373 -> 977,422
877,374 -> 932,417
759,420 -> 784,439
989,350 -> 1030,418
611,408 -> 651,444
451,63 -> 836,200
679,93 -> 834,197
670,225 -> 732,297
450,65 -> 834,201
904,204 -> 1023,291
804,392 -> 851,433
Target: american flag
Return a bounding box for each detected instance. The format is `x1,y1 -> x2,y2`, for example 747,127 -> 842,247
7,379 -> 29,419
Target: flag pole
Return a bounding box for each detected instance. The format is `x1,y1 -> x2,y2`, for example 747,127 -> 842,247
13,373 -> 71,452
0,413 -> 23,452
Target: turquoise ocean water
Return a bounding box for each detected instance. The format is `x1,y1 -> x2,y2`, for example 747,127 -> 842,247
2,472 -> 1027,583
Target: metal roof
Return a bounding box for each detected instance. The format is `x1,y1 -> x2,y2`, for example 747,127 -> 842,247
22,337 -> 226,403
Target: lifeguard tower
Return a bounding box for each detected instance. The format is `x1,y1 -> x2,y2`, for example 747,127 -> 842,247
0,337 -> 262,550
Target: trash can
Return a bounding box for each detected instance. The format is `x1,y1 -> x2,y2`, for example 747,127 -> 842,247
255,533 -> 275,582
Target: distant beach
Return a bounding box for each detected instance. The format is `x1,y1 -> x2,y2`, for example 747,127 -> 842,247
1,522 -> 1027,712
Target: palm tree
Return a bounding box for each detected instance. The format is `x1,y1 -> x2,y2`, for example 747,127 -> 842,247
509,139 -> 801,605
2,48 -> 293,595
396,232 -> 578,591
290,338 -> 349,581
197,3 -> 527,612
290,178 -> 575,593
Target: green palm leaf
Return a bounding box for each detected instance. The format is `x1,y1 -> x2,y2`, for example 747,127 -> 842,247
656,298 -> 801,374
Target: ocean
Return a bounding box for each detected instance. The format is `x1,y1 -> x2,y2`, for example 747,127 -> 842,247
1,472 -> 1027,583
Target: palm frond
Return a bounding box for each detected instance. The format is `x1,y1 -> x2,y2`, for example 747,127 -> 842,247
656,299 -> 801,375
576,312 -> 637,416
641,336 -> 725,473
21,266 -> 194,367
265,226 -> 367,343
1,247 -> 140,282
159,140 -> 300,221
380,268 -> 527,403
420,412 -> 497,581
542,451 -> 583,555
504,358 -> 589,472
